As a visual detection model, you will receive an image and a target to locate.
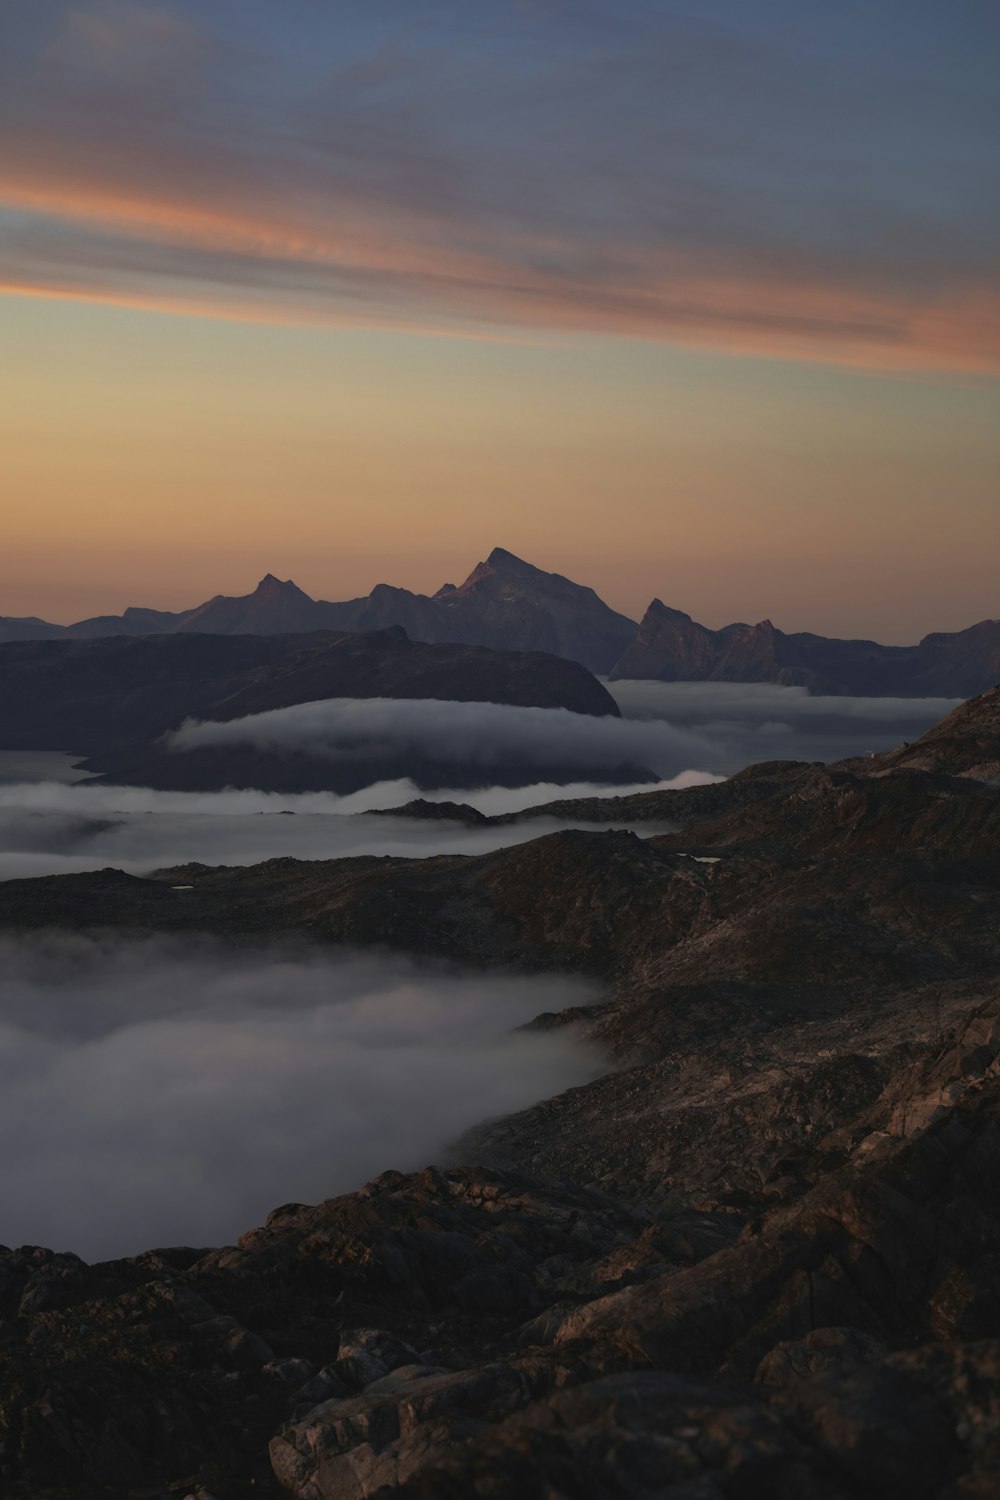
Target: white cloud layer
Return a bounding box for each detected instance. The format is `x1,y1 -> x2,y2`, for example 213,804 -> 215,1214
0,933 -> 602,1260
606,680 -> 959,771
167,695 -> 718,777
0,772 -> 706,882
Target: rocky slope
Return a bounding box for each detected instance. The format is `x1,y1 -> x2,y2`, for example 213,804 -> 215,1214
868,685 -> 1000,781
1,689 -> 999,1496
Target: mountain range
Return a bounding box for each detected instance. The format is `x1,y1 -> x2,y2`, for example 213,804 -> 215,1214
4,546 -> 999,694
612,598 -> 1000,696
0,548 -> 636,675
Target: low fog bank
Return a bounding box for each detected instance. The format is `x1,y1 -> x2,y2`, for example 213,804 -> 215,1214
168,696 -> 717,778
0,751 -> 94,786
607,681 -> 958,771
0,934 -> 602,1260
0,774 -> 708,881
0,680 -> 955,879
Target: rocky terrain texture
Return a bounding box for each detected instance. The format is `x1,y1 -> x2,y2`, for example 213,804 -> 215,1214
0,626 -> 626,793
0,688 -> 999,1495
611,597 -> 1000,697
6,548 -> 1000,693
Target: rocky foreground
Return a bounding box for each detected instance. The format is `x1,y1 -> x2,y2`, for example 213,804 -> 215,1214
2,690 -> 1000,1497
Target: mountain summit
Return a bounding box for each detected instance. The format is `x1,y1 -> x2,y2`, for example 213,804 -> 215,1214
418,547 -> 638,671
5,552 -> 1000,691
178,575 -> 330,637
3,550 -> 639,674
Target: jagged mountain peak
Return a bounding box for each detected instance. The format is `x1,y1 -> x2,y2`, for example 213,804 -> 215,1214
646,599 -> 694,623
484,546 -> 542,576
253,573 -> 307,596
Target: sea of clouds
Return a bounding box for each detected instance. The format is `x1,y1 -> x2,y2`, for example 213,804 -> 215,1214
0,933 -> 602,1259
605,680 -> 958,770
167,694 -> 719,776
166,685 -> 958,782
0,684 -> 959,1260
0,682 -> 956,881
0,771 -> 705,882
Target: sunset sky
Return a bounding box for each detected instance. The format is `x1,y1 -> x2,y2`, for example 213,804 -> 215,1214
2,1 -> 997,640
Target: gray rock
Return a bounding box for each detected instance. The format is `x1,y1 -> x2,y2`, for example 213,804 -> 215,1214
270,1364 -> 529,1499
335,1329 -> 423,1389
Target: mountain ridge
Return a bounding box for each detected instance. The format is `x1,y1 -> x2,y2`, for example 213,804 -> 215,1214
3,547 -> 999,692
0,548 -> 638,674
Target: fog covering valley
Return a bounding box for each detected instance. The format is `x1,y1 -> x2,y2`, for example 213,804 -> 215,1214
160,681 -> 961,783
0,680 -> 957,877
0,933 -> 602,1259
0,683 -> 961,1256
0,765 -> 711,882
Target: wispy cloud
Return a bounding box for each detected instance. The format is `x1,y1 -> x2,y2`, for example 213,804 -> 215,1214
1,2 -> 997,368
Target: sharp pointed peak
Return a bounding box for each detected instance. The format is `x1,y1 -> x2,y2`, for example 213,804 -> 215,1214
485,546 -> 537,573
647,598 -> 693,622
254,573 -> 306,595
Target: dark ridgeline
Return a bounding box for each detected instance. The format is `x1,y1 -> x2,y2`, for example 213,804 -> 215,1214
0,548 -> 639,675
611,597 -> 1000,696
2,546 -> 999,691
0,626 -> 639,793
1,687 -> 1000,1494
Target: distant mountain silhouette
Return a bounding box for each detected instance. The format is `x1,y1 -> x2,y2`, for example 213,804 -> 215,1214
3,549 -> 999,693
609,598 -> 1000,697
0,615 -> 66,642
0,550 -> 638,674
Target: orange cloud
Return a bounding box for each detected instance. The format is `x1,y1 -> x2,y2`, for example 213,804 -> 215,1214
1,4 -> 997,374
3,178 -> 998,373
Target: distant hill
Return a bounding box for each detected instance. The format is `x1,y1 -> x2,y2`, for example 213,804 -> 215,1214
3,549 -> 998,693
0,627 -> 635,793
0,615 -> 67,642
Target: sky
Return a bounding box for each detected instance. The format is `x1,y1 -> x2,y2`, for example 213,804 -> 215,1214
1,1 -> 997,640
